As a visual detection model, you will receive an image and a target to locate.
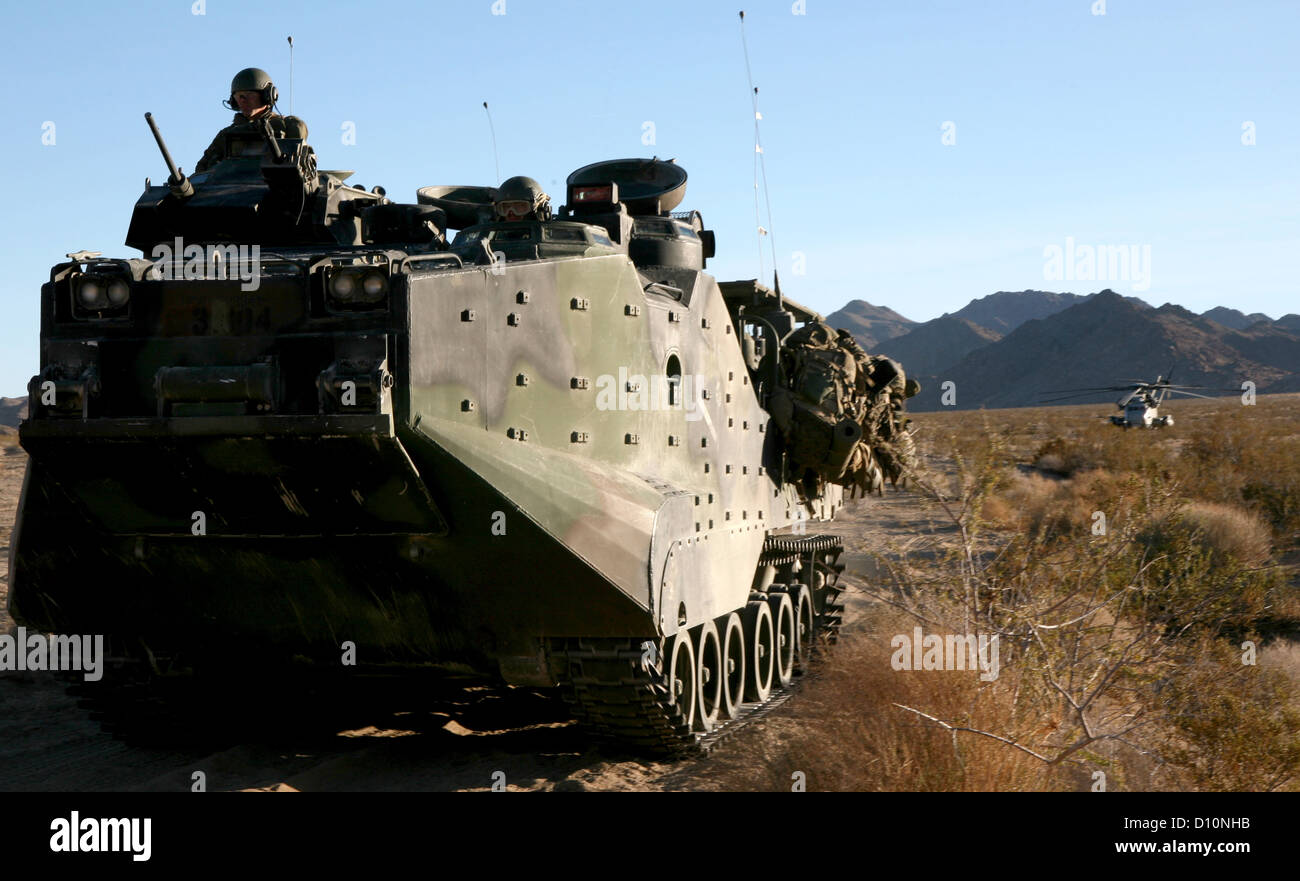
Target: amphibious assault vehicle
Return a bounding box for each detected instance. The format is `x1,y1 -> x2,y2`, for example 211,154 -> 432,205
10,118 -> 911,750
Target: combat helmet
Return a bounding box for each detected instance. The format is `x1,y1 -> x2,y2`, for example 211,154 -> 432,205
223,67 -> 278,110
494,176 -> 551,222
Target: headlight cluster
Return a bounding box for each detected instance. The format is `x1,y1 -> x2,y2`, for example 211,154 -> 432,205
72,273 -> 131,314
327,267 -> 389,308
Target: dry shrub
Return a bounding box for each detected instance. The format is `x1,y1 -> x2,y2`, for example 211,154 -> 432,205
1260,638 -> 1300,690
1177,411 -> 1300,550
1130,504 -> 1280,635
1174,502 -> 1273,568
1160,638 -> 1300,791
702,606 -> 1073,792
983,472 -> 1061,533
1241,481 -> 1300,539
984,468 -> 1137,541
1032,436 -> 1100,477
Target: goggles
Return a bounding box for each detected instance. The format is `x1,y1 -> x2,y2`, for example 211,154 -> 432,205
495,200 -> 533,220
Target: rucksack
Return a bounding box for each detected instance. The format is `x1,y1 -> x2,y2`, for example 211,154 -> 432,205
769,322 -> 917,495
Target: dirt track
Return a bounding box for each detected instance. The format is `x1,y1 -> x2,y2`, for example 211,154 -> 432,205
0,444 -> 944,792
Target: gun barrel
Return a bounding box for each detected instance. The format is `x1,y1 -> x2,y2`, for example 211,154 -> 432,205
259,119 -> 285,162
144,112 -> 185,182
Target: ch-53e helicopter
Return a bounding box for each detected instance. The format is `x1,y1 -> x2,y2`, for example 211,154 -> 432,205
1042,373 -> 1226,428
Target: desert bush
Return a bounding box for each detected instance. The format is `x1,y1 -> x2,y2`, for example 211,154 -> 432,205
1241,481 -> 1300,540
1159,638 -> 1300,792
704,606 -> 1072,792
984,468 -> 1142,545
1171,502 -> 1273,568
1032,436 -> 1100,477
1127,503 -> 1281,636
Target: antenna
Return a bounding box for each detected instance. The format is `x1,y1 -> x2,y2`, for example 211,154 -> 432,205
483,102 -> 501,184
738,11 -> 780,295
287,36 -> 294,115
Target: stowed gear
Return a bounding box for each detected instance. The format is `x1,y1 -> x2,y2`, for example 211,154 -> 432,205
768,322 -> 919,496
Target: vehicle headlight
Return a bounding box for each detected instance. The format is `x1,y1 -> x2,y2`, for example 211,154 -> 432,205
76,278 -> 105,308
106,279 -> 130,306
361,271 -> 388,301
326,265 -> 389,309
330,271 -> 359,300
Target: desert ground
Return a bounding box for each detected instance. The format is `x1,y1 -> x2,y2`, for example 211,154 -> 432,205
2,393 -> 1297,791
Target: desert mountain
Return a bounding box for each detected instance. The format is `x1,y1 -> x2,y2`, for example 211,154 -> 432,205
875,316 -> 1002,379
0,396 -> 27,429
1202,306 -> 1274,330
904,291 -> 1300,411
1275,314 -> 1300,334
823,300 -> 916,350
949,290 -> 1090,335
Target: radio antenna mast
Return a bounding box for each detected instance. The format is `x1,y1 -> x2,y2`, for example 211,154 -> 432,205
738,11 -> 780,297
287,36 -> 294,115
483,102 -> 501,184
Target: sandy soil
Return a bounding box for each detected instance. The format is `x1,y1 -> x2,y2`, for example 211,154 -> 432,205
0,439 -> 948,792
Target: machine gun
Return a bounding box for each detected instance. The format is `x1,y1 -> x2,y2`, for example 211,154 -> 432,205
255,116 -> 319,199
144,112 -> 194,199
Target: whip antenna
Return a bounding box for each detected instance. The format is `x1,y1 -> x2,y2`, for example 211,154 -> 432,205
287,36 -> 294,115
738,11 -> 780,295
483,102 -> 501,184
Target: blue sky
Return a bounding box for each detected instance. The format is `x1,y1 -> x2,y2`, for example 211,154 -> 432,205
1,0 -> 1296,396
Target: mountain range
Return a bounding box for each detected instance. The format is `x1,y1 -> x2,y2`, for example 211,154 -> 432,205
0,397 -> 25,430
822,301 -> 917,351
824,290 -> 1300,411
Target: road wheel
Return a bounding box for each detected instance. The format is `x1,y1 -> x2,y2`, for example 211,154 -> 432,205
769,590 -> 795,688
719,612 -> 746,720
693,622 -> 722,733
790,584 -> 815,673
665,630 -> 697,733
744,599 -> 775,703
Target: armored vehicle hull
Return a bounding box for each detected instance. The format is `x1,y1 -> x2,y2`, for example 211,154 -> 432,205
9,152 -> 907,750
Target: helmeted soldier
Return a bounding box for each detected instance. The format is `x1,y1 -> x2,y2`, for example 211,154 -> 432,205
493,176 -> 551,222
194,67 -> 308,173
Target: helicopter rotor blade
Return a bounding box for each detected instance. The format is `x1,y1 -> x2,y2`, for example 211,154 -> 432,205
1040,389 -> 1133,397
1040,390 -> 1127,403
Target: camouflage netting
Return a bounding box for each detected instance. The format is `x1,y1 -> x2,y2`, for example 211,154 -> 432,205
768,322 -> 919,496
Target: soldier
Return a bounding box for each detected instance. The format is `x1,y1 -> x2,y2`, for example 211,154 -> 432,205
194,67 -> 308,173
493,176 -> 552,222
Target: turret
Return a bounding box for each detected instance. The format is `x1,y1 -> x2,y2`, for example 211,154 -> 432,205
126,112 -> 446,252
560,158 -> 716,270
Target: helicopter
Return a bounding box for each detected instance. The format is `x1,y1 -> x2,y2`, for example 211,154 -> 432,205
1042,373 -> 1226,428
